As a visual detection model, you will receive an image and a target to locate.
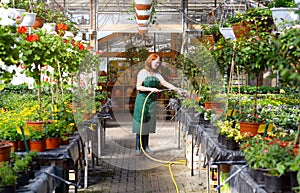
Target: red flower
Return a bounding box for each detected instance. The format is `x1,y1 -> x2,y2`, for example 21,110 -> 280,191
56,23 -> 67,31
263,149 -> 268,154
26,34 -> 39,42
77,43 -> 85,50
280,142 -> 288,147
17,26 -> 27,34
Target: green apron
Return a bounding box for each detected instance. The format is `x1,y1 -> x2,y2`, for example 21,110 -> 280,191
132,76 -> 160,135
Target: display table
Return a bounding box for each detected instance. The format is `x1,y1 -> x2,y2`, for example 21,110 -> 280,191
16,133 -> 85,193
17,166 -> 62,193
229,165 -> 267,193
179,109 -> 246,193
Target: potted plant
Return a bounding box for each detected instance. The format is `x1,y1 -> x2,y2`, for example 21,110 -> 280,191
219,20 -> 236,40
43,120 -> 61,149
13,154 -> 30,187
0,162 -> 17,193
31,0 -> 47,28
27,128 -> 44,152
270,0 -> 299,30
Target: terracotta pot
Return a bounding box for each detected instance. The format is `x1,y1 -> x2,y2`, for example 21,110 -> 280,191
294,145 -> 299,157
17,139 -> 30,152
29,140 -> 44,152
0,143 -> 12,162
4,141 -> 18,152
135,3 -> 152,10
239,122 -> 259,135
203,35 -> 215,45
31,17 -> 45,28
26,121 -> 45,131
204,102 -> 223,109
135,13 -> 150,20
45,137 -> 60,149
232,22 -> 251,39
134,0 -> 152,10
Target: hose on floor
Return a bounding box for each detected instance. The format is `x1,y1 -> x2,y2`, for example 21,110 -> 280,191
139,89 -> 187,193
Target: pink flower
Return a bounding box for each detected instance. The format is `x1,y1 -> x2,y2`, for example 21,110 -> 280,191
263,149 -> 268,154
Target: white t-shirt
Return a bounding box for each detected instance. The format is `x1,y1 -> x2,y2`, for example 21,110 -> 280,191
136,69 -> 164,86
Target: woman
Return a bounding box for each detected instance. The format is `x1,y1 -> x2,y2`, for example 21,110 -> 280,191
132,53 -> 184,156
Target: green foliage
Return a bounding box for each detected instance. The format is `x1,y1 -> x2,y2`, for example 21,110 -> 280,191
28,128 -> 44,141
275,27 -> 300,85
0,26 -> 20,84
13,154 -> 30,172
43,121 -> 62,138
0,161 -> 17,186
271,0 -> 296,7
240,136 -> 294,176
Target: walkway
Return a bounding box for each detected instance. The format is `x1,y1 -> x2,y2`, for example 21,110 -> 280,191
77,112 -> 216,193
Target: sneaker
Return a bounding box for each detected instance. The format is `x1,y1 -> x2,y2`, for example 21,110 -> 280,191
144,147 -> 153,154
135,149 -> 141,156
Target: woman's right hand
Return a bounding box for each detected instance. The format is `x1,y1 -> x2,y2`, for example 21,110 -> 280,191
151,88 -> 161,93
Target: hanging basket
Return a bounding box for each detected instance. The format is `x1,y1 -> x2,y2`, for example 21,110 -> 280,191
31,17 -> 45,29
232,22 -> 251,39
135,7 -> 152,17
134,0 -> 153,10
136,18 -> 150,27
20,12 -> 37,27
138,26 -> 149,34
219,27 -> 236,40
270,8 -> 299,30
239,122 -> 259,135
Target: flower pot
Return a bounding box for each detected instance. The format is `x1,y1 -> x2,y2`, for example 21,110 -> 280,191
17,139 -> 30,152
294,145 -> 299,156
135,7 -> 152,17
138,26 -> 149,34
232,22 -> 251,39
20,12 -> 37,27
45,137 -> 60,149
225,138 -> 239,151
26,121 -> 44,131
16,171 -> 29,187
136,18 -> 150,27
239,122 -> 259,135
8,8 -> 26,19
270,8 -> 299,30
249,168 -> 266,184
134,0 -> 152,10
0,8 -> 16,26
263,173 -> 284,193
29,140 -> 44,152
0,184 -> 16,193
219,27 -> 235,40
31,16 -> 45,29
289,171 -> 299,193
4,141 -> 18,153
135,13 -> 150,20
60,134 -> 70,145
0,143 -> 12,162
204,101 -> 223,110
203,35 -> 215,45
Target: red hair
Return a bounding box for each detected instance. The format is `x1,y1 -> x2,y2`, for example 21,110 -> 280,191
144,53 -> 160,72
